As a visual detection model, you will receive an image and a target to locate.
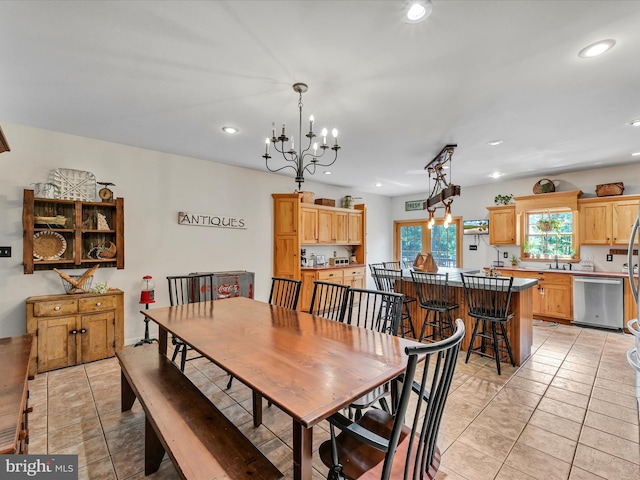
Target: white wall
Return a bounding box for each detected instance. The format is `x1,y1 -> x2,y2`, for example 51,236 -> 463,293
391,166 -> 640,272
0,123 -> 392,343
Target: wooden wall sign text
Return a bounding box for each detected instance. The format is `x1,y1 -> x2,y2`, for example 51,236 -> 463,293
178,211 -> 247,229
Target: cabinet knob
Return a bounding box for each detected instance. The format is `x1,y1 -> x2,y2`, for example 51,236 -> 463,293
54,305 -> 61,311
70,329 -> 78,335
80,328 -> 87,334
96,302 -> 102,307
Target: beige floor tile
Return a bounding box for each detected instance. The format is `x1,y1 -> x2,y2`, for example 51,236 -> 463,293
583,410 -> 640,443
77,456 -> 117,480
579,425 -> 640,465
521,360 -> 560,376
111,443 -> 145,479
515,367 -> 555,385
573,444 -> 640,479
568,466 -> 607,480
99,402 -> 144,433
504,375 -> 548,396
494,386 -> 542,409
456,423 -> 516,463
28,434 -> 48,454
549,376 -> 594,397
434,465 -> 469,480
560,360 -> 598,377
537,396 -> 586,424
448,376 -> 502,408
438,410 -> 474,440
528,409 -> 582,442
555,368 -> 595,386
529,353 -> 564,367
517,424 -> 577,463
51,434 -> 110,469
104,417 -> 145,455
440,440 -> 502,480
48,417 -> 103,452
505,441 -> 571,480
593,376 -> 638,397
443,395 -> 484,420
544,385 -> 590,409
472,405 -> 528,441
590,386 -> 638,410
588,397 -> 639,425
48,401 -> 99,431
125,458 -> 180,480
494,464 -> 536,480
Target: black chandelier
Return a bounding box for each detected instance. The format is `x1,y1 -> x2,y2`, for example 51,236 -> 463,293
263,83 -> 340,190
424,144 -> 461,229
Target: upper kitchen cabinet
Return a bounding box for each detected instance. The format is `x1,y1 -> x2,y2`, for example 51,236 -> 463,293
579,195 -> 640,246
487,205 -> 517,245
23,189 -> 124,274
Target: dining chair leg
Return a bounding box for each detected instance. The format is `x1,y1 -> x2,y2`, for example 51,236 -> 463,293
500,322 -> 516,366
226,375 -> 234,390
180,344 -> 188,372
491,322 -> 501,375
465,319 -> 481,364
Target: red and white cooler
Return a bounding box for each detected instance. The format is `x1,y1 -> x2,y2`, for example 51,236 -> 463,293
192,271 -> 254,300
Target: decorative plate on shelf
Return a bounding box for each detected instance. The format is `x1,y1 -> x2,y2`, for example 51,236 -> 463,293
50,168 -> 97,201
33,231 -> 67,260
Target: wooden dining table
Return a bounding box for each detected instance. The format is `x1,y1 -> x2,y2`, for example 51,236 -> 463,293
142,296 -> 423,480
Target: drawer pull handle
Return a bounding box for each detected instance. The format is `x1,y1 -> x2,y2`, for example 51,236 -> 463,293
80,328 -> 87,334
96,302 -> 102,307
70,329 -> 78,335
54,306 -> 61,311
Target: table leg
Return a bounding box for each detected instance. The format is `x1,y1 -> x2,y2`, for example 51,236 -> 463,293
292,419 -> 313,480
158,325 -> 168,356
252,390 -> 263,427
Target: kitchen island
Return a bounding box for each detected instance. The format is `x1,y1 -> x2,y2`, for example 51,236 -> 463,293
399,267 -> 538,366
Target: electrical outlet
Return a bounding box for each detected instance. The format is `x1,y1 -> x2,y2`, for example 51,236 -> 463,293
0,246 -> 11,257
503,252 -> 509,259
469,245 -> 478,251
606,254 -> 613,261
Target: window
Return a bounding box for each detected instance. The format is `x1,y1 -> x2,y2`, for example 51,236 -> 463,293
523,210 -> 576,259
394,218 -> 462,267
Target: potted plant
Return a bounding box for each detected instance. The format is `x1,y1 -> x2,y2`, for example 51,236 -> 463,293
522,240 -> 534,258
494,194 -> 514,206
510,255 -> 520,267
535,215 -> 561,233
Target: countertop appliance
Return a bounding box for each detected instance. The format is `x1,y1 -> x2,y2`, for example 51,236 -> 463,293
572,275 -> 623,330
626,200 -> 639,410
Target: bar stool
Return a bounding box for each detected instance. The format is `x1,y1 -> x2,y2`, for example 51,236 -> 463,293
411,270 -> 459,342
460,273 -> 516,375
371,267 -> 417,339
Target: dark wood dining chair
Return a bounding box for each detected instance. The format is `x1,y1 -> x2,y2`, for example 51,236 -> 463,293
166,273 -> 215,371
309,281 -> 350,322
319,319 -> 465,480
368,263 -> 387,289
411,270 -> 459,342
268,277 -> 302,310
371,267 -> 417,339
460,273 -> 515,375
344,287 -> 404,420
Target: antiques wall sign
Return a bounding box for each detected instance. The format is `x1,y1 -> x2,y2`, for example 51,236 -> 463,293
178,211 -> 247,229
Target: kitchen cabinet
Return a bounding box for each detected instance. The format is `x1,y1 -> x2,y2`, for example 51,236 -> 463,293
487,205 -> 517,245
579,195 -> 640,246
624,278 -> 638,326
499,269 -> 573,321
23,189 -> 124,274
272,193 -> 366,299
26,290 -> 124,374
299,266 -> 365,312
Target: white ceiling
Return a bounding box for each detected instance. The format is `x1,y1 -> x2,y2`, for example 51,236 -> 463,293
1,1 -> 639,197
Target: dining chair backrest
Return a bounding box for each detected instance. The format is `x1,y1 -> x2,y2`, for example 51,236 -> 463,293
368,263 -> 387,289
372,267 -> 403,295
382,261 -> 402,269
308,281 -> 350,322
345,287 -> 403,336
167,273 -> 215,306
268,277 -> 302,310
321,319 -> 465,480
411,270 -> 453,310
460,273 -> 514,321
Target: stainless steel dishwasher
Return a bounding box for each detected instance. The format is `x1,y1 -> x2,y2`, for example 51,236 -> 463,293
573,276 -> 624,330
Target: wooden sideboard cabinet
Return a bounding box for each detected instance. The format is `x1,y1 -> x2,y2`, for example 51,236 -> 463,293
0,334 -> 33,455
487,205 -> 517,245
26,290 -> 124,374
300,266 -> 366,312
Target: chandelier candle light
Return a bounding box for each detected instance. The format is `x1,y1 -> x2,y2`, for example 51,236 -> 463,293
263,83 -> 340,190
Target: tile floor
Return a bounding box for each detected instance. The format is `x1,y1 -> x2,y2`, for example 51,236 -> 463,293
26,320 -> 640,480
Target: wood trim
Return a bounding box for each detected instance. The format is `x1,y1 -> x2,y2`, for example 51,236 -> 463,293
0,125 -> 10,153
515,190 -> 583,214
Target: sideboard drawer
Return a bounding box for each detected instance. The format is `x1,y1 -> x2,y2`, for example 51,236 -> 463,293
33,299 -> 78,317
79,295 -> 118,313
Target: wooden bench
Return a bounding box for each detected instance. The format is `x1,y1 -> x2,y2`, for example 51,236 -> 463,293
116,345 -> 283,480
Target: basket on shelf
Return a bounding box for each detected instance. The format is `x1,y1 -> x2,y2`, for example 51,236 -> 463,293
299,191 -> 314,203
61,275 -> 93,294
533,178 -> 555,194
596,182 -> 624,197
33,231 -> 67,260
97,241 -> 116,259
34,215 -> 67,228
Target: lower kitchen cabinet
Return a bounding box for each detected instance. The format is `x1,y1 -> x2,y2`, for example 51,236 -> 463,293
26,290 -> 124,374
300,266 -> 366,312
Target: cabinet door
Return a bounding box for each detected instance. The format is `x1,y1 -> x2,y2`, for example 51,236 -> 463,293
343,267 -> 365,289
37,316 -> 77,372
334,212 -> 349,244
579,202 -> 611,245
318,210 -> 334,243
80,312 -> 116,363
488,206 -> 516,245
612,200 -> 639,245
273,236 -> 299,279
273,196 -> 299,236
300,208 -> 318,244
348,212 -> 363,244
539,282 -> 573,320
300,271 -> 318,312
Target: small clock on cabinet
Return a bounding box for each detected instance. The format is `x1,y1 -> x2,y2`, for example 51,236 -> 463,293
97,182 -> 115,203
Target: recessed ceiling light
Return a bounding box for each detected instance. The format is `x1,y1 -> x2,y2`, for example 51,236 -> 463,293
632,152 -> 640,156
404,0 -> 433,24
374,182 -> 382,187
489,172 -> 503,179
488,140 -> 503,146
323,171 -> 332,175
630,119 -> 640,127
221,126 -> 238,134
578,39 -> 616,58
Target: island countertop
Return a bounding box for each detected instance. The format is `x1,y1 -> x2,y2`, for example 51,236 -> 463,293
400,267 -> 539,291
